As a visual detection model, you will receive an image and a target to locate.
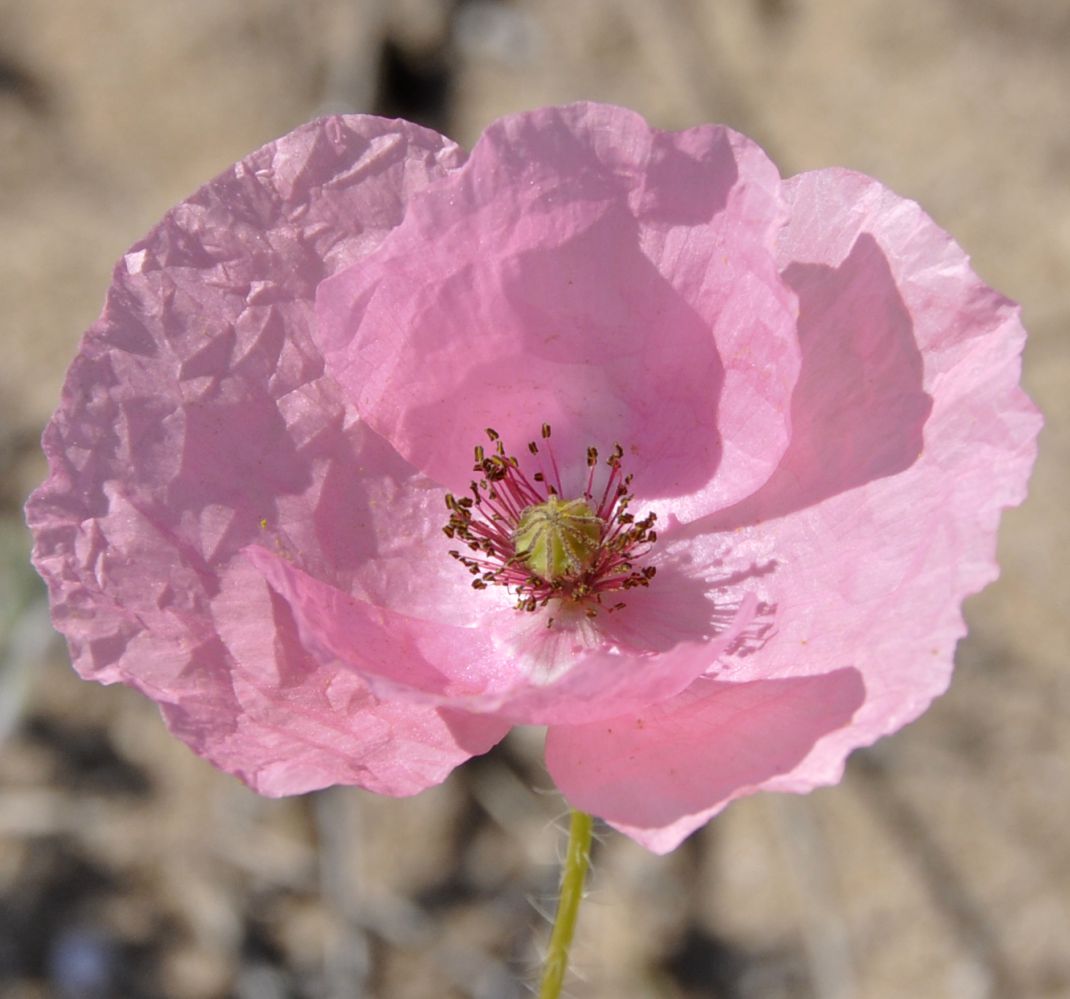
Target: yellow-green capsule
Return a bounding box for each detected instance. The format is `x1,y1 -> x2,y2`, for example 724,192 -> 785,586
513,496 -> 602,582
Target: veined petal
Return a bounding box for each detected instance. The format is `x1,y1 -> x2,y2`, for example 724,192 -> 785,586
249,543 -> 757,725
315,102 -> 800,520
24,115 -> 508,794
545,670 -> 866,854
26,106 -> 1040,853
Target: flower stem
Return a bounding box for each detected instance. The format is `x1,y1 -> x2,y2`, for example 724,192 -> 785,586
538,809 -> 594,999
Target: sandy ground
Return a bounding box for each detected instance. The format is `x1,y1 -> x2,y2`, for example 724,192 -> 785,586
1,1 -> 1067,997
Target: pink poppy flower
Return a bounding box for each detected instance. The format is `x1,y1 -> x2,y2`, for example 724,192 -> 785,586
27,104 -> 1040,853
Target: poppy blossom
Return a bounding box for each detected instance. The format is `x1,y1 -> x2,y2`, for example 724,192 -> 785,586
26,104 -> 1040,852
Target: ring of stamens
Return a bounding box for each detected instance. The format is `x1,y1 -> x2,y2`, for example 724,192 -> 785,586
443,425 -> 657,618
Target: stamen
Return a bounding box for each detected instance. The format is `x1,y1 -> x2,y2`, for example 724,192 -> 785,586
444,429 -> 657,617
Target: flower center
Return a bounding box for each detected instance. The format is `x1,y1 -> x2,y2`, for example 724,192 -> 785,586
514,495 -> 602,582
444,425 -> 657,616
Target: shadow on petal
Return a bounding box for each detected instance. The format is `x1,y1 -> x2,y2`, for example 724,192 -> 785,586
595,548 -> 775,655
699,234 -> 932,531
399,204 -> 727,501
632,124 -> 738,224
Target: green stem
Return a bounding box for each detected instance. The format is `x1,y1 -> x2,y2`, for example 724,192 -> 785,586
538,809 -> 594,999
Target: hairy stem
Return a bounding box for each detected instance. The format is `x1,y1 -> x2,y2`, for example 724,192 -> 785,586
538,809 -> 594,999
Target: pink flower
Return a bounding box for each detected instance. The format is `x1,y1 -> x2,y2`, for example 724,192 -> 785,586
27,104 -> 1040,853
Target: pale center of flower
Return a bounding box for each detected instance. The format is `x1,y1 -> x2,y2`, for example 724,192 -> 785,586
443,425 -> 657,618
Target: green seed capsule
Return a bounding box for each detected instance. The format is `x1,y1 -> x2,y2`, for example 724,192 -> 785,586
513,496 -> 602,582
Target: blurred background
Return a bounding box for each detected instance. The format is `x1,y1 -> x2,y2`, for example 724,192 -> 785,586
1,1 -> 1067,997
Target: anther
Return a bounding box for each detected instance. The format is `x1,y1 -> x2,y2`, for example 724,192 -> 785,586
444,428 -> 657,614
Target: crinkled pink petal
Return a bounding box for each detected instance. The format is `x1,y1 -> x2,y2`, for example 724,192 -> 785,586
26,103 -> 1041,855
248,544 -> 756,724
547,168 -> 1040,849
545,669 -> 866,853
315,102 -> 801,519
26,115 -> 508,795
705,169 -> 1040,707
183,557 -> 508,796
